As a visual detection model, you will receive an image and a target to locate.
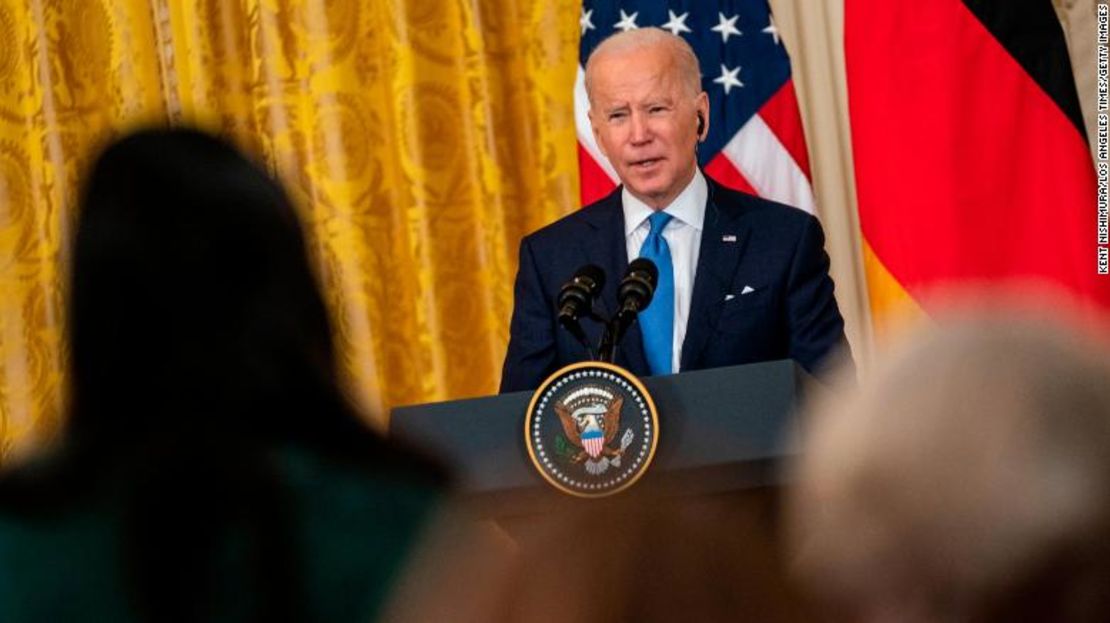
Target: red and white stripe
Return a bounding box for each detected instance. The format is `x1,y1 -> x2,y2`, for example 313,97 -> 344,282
583,434 -> 604,458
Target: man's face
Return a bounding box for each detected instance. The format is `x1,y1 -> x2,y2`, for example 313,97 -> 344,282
588,44 -> 708,209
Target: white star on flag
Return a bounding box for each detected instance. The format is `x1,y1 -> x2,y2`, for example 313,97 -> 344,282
614,10 -> 639,32
661,10 -> 692,36
580,8 -> 595,35
763,16 -> 781,45
713,63 -> 744,94
711,12 -> 742,43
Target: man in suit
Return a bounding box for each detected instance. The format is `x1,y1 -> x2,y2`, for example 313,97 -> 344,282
500,28 -> 849,393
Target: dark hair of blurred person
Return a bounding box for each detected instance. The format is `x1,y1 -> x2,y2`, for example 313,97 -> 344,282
0,128 -> 446,622
790,318 -> 1110,623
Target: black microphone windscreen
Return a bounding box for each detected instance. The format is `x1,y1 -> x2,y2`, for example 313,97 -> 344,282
576,264 -> 606,292
627,257 -> 658,286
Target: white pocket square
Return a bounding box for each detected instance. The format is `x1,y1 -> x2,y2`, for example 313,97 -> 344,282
741,285 -> 756,295
724,294 -> 736,301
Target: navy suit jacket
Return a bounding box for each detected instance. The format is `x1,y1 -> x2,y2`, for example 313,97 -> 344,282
500,178 -> 849,393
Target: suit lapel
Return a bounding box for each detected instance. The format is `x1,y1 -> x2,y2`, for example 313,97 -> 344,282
580,188 -> 649,375
680,181 -> 752,370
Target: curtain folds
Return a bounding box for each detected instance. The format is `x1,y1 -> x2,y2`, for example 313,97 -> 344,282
0,0 -> 582,455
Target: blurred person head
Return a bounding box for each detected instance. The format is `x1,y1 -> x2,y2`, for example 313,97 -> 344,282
790,318 -> 1110,622
381,494 -> 816,623
3,128 -> 443,622
585,27 -> 709,210
500,498 -> 811,623
69,128 -> 342,447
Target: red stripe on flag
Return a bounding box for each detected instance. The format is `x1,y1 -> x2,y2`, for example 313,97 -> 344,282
704,153 -> 759,196
577,143 -> 617,206
757,79 -> 811,179
846,0 -> 1108,314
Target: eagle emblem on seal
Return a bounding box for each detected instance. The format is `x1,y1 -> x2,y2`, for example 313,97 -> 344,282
553,385 -> 635,475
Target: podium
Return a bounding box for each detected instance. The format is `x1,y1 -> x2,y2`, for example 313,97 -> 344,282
389,359 -> 812,517
389,360 -> 822,620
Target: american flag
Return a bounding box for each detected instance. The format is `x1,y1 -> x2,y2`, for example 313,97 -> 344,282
582,429 -> 605,458
576,1 -> 815,213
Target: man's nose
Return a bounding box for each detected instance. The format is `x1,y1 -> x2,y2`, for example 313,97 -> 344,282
629,113 -> 651,144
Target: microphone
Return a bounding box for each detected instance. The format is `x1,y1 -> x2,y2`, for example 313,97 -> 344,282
598,258 -> 658,363
558,264 -> 605,324
557,264 -> 605,356
616,258 -> 658,320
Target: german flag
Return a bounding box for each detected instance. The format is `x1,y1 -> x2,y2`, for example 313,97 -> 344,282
846,0 -> 1107,335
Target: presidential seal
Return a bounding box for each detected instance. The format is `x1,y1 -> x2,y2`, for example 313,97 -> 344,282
524,361 -> 659,498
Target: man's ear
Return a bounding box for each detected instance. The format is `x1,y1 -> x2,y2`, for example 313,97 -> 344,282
695,91 -> 710,142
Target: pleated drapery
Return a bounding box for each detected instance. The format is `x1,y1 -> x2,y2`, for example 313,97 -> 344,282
0,0 -> 582,457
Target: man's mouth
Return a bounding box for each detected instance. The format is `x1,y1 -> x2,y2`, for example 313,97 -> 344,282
630,157 -> 663,169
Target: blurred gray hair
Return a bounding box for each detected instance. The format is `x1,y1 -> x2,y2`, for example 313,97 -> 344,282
584,27 -> 703,106
790,317 -> 1110,620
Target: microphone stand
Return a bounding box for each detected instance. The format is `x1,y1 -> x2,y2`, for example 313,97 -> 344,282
598,320 -> 618,363
598,307 -> 636,363
563,310 -> 605,361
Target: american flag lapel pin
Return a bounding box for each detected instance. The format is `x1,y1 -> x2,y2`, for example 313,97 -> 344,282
722,234 -> 737,242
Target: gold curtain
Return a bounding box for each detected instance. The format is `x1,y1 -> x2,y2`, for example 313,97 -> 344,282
0,0 -> 582,457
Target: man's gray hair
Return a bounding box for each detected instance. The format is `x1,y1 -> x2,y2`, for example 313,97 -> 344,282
584,28 -> 703,105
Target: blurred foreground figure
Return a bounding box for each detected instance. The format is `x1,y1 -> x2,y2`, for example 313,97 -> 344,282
381,494 -> 816,623
791,319 -> 1110,622
0,129 -> 445,622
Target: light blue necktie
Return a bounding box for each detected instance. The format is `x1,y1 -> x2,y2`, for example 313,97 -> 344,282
638,212 -> 674,375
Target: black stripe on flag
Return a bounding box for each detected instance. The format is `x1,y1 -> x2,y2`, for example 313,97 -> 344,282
962,0 -> 1086,138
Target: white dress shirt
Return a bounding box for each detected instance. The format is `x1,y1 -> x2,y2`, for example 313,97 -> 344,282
622,170 -> 707,373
